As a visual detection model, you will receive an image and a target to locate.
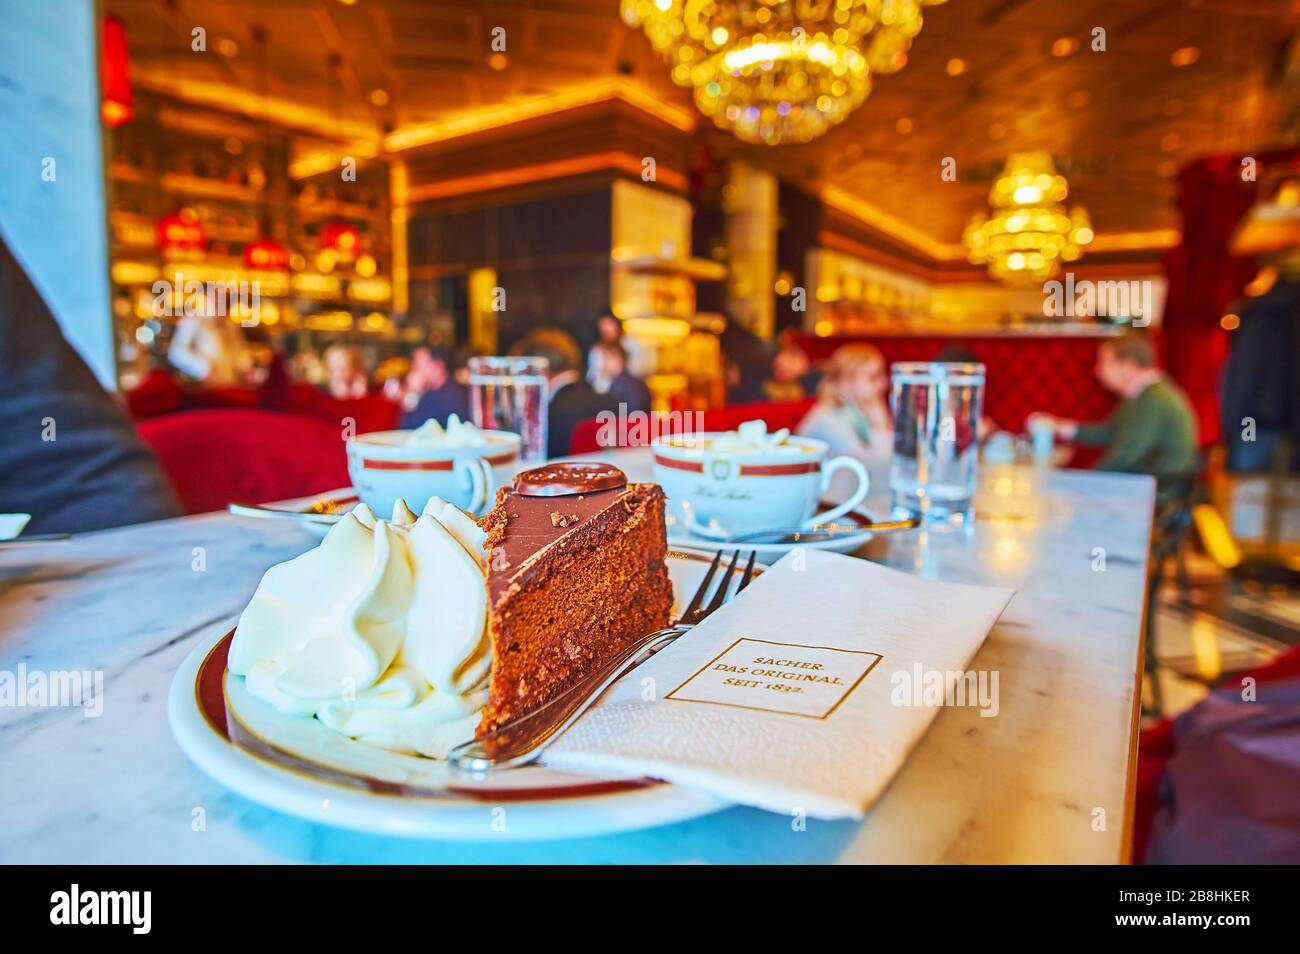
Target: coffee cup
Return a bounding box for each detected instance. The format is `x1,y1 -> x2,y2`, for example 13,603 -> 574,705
652,432 -> 870,536
346,429 -> 521,517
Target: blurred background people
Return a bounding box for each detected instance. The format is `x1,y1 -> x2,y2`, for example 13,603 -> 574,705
514,327 -> 618,457
797,342 -> 893,491
322,342 -> 369,400
588,312 -> 647,379
0,231 -> 181,533
1032,333 -> 1198,481
763,335 -> 814,401
167,310 -> 252,386
1219,272 -> 1300,472
720,318 -> 773,404
398,344 -> 470,428
589,340 -> 652,414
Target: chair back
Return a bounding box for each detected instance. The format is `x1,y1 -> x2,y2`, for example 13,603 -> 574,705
137,409 -> 349,514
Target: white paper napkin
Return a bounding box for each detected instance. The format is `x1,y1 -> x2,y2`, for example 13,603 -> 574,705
542,549 -> 1015,819
0,514 -> 32,540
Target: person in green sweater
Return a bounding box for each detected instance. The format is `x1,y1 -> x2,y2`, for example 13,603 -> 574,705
1032,333 -> 1199,481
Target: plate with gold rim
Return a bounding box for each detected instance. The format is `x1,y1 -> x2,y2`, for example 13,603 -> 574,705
168,552 -> 747,841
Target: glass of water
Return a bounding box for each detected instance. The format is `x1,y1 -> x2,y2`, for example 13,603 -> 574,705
889,361 -> 986,524
468,356 -> 550,464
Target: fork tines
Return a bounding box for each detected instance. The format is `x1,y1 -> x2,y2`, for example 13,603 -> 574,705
679,549 -> 757,627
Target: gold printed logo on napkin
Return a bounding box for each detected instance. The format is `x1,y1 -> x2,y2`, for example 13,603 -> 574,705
666,637 -> 883,719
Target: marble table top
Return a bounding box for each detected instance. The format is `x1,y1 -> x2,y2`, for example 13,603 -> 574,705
0,451 -> 1153,863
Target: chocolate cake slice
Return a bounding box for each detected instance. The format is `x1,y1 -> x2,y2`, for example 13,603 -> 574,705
477,462 -> 673,736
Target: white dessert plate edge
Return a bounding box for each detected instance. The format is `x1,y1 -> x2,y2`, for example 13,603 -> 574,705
167,553 -> 739,842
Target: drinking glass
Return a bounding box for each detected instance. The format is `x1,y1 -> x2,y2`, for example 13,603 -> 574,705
889,362 -> 986,523
468,356 -> 550,464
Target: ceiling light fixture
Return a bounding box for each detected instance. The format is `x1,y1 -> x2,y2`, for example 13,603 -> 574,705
621,0 -> 946,145
963,152 -> 1094,284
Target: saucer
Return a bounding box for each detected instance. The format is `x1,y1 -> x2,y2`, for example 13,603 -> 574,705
272,488 -> 359,539
665,502 -> 879,562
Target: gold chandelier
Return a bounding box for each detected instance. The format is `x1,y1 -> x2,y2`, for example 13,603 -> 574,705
962,152 -> 1094,284
621,0 -> 944,146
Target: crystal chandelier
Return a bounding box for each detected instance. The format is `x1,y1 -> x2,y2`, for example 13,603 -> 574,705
621,0 -> 943,146
962,152 -> 1094,284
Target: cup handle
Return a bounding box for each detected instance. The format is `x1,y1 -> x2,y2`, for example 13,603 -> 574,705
458,458 -> 495,515
803,456 -> 870,528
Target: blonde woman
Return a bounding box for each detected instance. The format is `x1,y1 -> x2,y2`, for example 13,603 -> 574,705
796,343 -> 893,495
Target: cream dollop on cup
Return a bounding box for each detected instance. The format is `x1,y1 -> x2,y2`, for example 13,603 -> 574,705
228,496 -> 490,758
347,415 -> 521,517
652,420 -> 870,537
404,414 -> 490,448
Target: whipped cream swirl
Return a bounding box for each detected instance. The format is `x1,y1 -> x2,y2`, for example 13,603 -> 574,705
228,496 -> 489,758
710,419 -> 797,454
404,413 -> 488,448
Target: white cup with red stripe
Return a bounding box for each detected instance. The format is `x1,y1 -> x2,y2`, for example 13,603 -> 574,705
346,425 -> 521,518
652,426 -> 869,537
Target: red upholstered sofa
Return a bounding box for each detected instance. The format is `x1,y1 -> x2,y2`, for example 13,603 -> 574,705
791,333 -> 1119,435
137,409 -> 350,514
125,374 -> 401,435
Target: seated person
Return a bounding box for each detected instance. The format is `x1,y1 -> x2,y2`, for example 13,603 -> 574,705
1219,275 -> 1300,472
796,343 -> 893,494
763,337 -> 812,402
1032,333 -> 1198,481
322,343 -> 368,400
512,328 -> 619,458
720,318 -> 774,404
589,340 -> 651,414
0,229 -> 181,533
398,345 -> 470,429
167,309 -> 252,387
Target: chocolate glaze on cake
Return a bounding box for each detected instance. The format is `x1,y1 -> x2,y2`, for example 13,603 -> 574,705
477,463 -> 673,736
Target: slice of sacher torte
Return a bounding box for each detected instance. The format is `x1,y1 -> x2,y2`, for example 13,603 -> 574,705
477,462 -> 673,735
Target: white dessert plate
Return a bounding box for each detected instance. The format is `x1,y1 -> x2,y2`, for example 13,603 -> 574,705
168,552 -> 743,841
665,502 -> 881,561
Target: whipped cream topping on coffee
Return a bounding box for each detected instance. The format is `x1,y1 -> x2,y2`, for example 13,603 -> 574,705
228,496 -> 490,757
404,413 -> 489,448
709,419 -> 797,454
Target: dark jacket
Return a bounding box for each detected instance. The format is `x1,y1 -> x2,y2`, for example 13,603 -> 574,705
548,379 -> 620,458
0,232 -> 181,532
1220,281 -> 1300,472
606,371 -> 652,416
399,380 -> 470,430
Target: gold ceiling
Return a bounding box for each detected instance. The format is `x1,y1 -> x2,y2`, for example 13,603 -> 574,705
111,0 -> 1296,250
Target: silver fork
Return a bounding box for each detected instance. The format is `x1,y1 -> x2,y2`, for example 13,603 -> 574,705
448,549 -> 758,773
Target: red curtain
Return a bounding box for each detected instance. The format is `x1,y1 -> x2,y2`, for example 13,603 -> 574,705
1161,154 -> 1262,446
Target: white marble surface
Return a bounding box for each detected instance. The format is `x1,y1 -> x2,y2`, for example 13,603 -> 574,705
0,452 -> 1152,863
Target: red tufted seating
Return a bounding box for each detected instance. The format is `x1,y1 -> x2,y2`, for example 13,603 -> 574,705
791,334 -> 1121,434
124,376 -> 401,435
282,384 -> 401,435
137,409 -> 350,514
